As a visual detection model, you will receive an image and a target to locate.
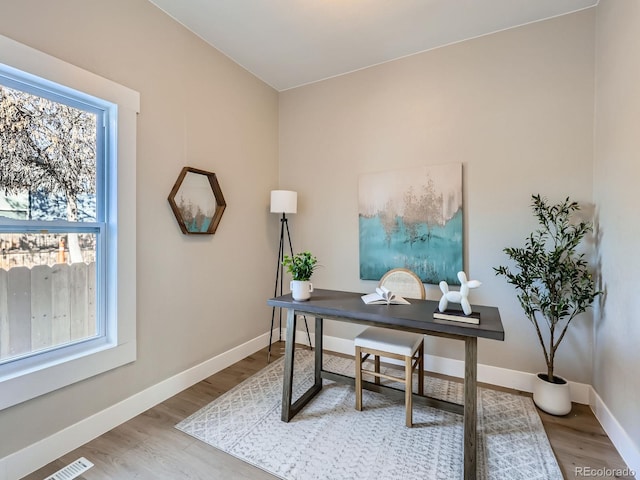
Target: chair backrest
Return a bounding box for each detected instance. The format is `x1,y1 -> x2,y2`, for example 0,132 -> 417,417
378,268 -> 426,300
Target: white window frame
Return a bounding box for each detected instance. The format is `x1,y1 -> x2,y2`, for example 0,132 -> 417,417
0,34 -> 139,410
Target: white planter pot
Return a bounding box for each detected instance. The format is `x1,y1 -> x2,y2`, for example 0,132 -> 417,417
532,373 -> 571,416
290,280 -> 313,301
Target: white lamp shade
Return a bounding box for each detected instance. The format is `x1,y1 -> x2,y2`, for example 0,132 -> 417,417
270,190 -> 297,214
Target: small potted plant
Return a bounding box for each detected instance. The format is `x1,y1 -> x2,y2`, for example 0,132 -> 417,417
495,194 -> 600,415
283,251 -> 318,301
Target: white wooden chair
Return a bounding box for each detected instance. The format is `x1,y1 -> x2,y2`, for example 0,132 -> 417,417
354,268 -> 426,427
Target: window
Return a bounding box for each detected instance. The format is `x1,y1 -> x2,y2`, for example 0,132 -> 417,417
0,34 -> 139,409
0,71 -> 106,364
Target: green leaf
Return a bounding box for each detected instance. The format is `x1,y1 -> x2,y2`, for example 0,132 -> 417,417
494,194 -> 602,378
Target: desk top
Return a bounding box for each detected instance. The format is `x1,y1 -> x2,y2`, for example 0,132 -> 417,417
268,288 -> 504,341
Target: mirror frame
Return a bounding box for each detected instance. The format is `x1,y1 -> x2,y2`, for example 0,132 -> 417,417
167,167 -> 226,235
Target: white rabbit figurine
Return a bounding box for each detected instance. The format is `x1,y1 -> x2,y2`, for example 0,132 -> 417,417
438,271 -> 481,315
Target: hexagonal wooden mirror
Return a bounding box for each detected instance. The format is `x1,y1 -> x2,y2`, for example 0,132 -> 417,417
168,167 -> 226,234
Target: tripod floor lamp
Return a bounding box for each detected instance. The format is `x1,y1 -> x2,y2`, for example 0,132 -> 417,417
269,190 -> 311,362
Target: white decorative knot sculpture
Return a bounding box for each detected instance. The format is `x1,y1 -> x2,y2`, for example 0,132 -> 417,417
438,271 -> 481,315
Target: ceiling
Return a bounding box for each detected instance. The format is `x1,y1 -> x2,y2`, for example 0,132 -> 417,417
148,0 -> 597,91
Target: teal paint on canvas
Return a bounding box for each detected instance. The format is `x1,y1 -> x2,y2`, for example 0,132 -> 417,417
359,209 -> 463,284
358,164 -> 463,285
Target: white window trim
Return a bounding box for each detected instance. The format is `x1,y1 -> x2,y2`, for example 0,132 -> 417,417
0,34 -> 139,410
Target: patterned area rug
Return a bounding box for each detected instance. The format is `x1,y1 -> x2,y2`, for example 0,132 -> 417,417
176,351 -> 563,480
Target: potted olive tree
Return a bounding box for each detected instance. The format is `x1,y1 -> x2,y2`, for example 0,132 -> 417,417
283,251 -> 318,301
495,195 -> 600,415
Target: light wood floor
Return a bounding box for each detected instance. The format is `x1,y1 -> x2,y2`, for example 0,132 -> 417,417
24,342 -> 632,480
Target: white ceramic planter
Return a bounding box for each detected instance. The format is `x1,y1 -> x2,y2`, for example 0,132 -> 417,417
532,373 -> 571,416
290,280 -> 313,301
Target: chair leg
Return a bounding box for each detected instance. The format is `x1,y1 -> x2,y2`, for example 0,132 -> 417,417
418,342 -> 424,396
405,354 -> 413,427
355,346 -> 363,411
374,355 -> 381,385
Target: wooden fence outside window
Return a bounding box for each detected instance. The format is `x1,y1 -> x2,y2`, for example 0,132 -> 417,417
0,262 -> 96,361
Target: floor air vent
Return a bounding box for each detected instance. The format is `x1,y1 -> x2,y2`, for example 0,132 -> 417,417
44,457 -> 94,480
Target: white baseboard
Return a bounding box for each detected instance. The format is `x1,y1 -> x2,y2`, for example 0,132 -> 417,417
590,387 -> 640,477
0,331 -> 274,480
0,327 -> 633,480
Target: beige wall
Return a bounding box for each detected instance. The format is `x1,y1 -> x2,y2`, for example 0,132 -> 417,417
594,0 -> 640,451
280,10 -> 596,382
0,0 -> 278,457
4,0 -> 636,469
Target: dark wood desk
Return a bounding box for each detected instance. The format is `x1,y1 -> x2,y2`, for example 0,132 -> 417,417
268,289 -> 504,480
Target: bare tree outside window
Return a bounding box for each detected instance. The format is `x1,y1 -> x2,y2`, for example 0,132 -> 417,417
0,84 -> 97,263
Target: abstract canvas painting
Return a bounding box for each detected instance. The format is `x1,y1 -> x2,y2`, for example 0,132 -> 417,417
359,164 -> 463,285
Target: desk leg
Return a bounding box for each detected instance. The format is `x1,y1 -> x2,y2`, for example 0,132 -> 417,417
315,317 -> 323,385
464,337 -> 478,480
281,309 -> 297,422
281,311 -> 323,422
